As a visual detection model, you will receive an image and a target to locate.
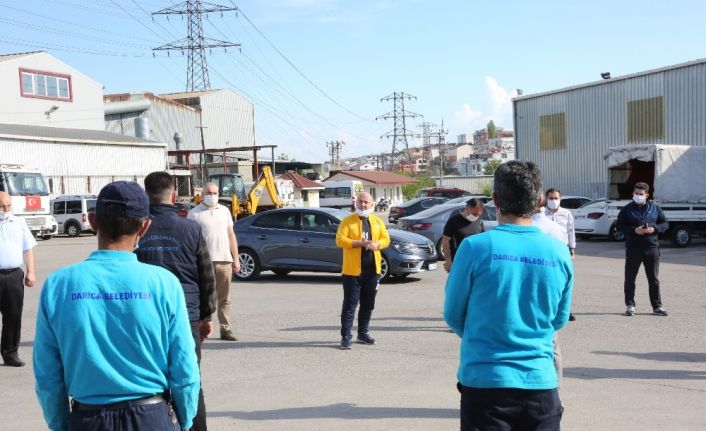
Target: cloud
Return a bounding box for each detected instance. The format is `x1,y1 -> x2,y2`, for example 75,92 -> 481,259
451,75 -> 517,139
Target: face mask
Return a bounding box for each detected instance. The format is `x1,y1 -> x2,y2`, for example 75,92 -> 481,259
133,234 -> 141,251
465,214 -> 479,222
355,208 -> 372,218
546,199 -> 560,210
0,211 -> 7,221
202,195 -> 218,207
633,194 -> 647,205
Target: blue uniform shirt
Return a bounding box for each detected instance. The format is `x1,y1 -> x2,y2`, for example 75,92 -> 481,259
444,224 -> 574,390
34,250 -> 200,430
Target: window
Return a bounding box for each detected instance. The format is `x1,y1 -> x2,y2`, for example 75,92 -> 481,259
19,68 -> 72,101
53,202 -> 66,215
86,200 -> 97,212
628,97 -> 664,142
251,211 -> 298,230
539,113 -> 567,150
66,201 -> 82,214
301,213 -> 337,233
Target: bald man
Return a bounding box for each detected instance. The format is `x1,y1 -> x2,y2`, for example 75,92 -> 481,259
335,192 -> 390,350
0,191 -> 36,367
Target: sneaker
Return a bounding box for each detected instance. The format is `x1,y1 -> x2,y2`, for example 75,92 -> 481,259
625,306 -> 635,316
220,329 -> 238,341
357,333 -> 376,345
653,307 -> 668,317
568,313 -> 576,321
340,337 -> 352,350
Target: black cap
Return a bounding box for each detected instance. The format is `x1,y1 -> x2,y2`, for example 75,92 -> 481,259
95,181 -> 149,218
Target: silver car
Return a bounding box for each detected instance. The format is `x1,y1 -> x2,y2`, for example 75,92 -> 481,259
398,202 -> 498,260
234,207 -> 437,282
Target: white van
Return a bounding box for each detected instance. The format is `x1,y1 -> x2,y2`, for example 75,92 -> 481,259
319,180 -> 364,209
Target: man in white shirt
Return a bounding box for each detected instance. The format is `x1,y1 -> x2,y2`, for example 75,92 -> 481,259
543,188 -> 576,321
188,183 -> 241,341
0,191 -> 36,367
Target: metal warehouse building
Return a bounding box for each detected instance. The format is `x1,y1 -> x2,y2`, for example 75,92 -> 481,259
513,58 -> 706,198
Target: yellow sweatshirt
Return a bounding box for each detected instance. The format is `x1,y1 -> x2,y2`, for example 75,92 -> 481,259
335,213 -> 391,276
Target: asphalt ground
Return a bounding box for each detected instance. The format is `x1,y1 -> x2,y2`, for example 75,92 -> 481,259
3,233 -> 705,430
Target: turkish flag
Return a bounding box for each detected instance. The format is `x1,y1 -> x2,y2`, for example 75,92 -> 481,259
26,195 -> 40,210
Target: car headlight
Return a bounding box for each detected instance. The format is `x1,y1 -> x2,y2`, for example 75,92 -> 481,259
392,241 -> 419,254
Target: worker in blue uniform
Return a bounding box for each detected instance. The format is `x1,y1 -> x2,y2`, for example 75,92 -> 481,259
33,181 -> 200,431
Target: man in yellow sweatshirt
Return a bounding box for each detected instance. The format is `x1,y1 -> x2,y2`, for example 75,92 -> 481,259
336,192 -> 390,350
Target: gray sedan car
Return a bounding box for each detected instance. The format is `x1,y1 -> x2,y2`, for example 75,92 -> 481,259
398,202 -> 498,260
234,207 -> 437,282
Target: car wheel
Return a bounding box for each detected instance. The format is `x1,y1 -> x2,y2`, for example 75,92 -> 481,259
235,249 -> 261,281
271,269 -> 291,277
436,238 -> 446,261
41,235 -> 52,240
670,225 -> 691,248
609,224 -> 625,242
66,222 -> 81,237
379,255 -> 390,283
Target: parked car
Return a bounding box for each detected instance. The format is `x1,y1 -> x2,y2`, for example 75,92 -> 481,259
445,195 -> 492,205
573,199 -> 625,241
398,202 -> 498,259
234,207 -> 437,282
415,187 -> 470,199
388,197 -> 448,224
50,194 -> 97,237
558,195 -> 592,210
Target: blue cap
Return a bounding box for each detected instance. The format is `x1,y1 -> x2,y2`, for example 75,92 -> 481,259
96,181 -> 149,218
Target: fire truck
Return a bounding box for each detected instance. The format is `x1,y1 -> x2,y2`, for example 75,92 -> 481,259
0,164 -> 58,239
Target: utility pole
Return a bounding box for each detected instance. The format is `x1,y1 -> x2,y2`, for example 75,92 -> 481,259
196,125 -> 208,182
418,122 -> 437,175
152,1 -> 240,91
326,140 -> 345,169
376,92 -> 422,171
430,120 -> 448,186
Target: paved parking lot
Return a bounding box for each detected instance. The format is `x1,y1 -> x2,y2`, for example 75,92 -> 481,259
4,234 -> 706,430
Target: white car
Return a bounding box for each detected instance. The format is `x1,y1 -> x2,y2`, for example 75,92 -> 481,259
573,199 -> 625,241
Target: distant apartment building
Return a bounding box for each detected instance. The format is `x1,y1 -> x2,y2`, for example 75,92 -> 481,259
457,132 -> 473,144
473,127 -> 514,148
457,140 -> 515,176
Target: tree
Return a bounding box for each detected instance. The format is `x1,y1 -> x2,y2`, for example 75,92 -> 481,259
483,159 -> 502,175
487,120 -> 497,139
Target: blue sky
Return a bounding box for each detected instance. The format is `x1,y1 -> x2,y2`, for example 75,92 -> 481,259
1,0 -> 705,162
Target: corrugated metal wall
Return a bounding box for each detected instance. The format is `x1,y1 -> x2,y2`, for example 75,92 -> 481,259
434,176 -> 494,195
105,94 -> 202,152
0,137 -> 165,196
514,61 -> 706,198
201,90 -> 253,159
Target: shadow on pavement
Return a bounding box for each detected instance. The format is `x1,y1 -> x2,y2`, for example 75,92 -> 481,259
565,367 -> 706,380
592,351 -> 706,363
374,316 -> 444,322
280,325 -> 447,333
238,274 -> 423,286
201,340 -> 339,350
209,403 -> 458,420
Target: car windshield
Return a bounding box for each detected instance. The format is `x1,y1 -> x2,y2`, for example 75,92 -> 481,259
580,200 -> 606,209
3,172 -> 50,196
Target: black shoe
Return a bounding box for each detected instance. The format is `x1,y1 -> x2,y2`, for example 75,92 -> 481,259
357,333 -> 375,345
340,337 -> 352,350
3,356 -> 25,367
653,307 -> 668,317
568,313 -> 576,321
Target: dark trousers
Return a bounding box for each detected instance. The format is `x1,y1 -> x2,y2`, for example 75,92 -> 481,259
459,384 -> 563,431
0,269 -> 24,360
624,247 -> 662,309
69,402 -> 180,431
340,273 -> 379,338
190,321 -> 207,431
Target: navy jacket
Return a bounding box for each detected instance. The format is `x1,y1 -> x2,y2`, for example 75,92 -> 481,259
136,204 -> 216,321
616,201 -> 669,249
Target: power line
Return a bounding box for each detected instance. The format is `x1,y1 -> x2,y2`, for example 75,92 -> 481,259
376,92 -> 422,169
232,3 -> 368,121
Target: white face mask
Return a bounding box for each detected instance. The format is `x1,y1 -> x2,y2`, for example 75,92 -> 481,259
546,199 -> 560,210
202,195 -> 218,207
465,214 -> 479,222
0,210 -> 8,221
355,208 -> 372,218
633,194 -> 647,205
